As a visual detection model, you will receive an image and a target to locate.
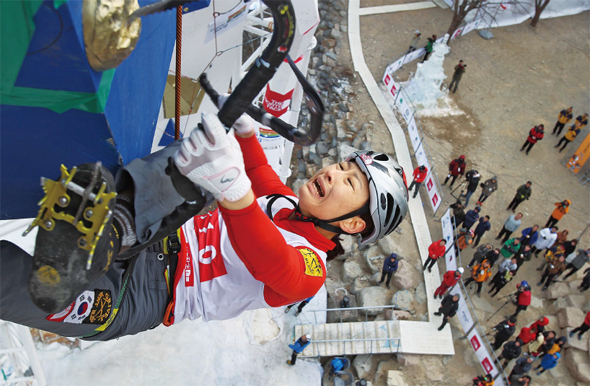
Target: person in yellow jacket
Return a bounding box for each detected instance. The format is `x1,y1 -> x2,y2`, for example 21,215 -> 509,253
546,200 -> 570,228
464,259 -> 492,297
552,107 -> 573,136
556,125 -> 581,152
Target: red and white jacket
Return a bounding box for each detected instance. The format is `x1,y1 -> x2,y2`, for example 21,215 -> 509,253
168,135 -> 334,323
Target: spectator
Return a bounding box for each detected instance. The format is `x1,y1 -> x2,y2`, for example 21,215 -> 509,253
468,244 -> 494,268
520,124 -> 544,155
329,357 -> 345,379
488,270 -> 515,297
500,238 -> 521,259
408,30 -> 421,52
455,228 -> 474,251
562,248 -> 590,279
443,155 -> 466,188
552,107 -> 573,136
561,237 -> 578,255
424,240 -> 446,273
464,259 -> 492,297
509,357 -> 534,381
513,245 -> 532,272
472,374 -> 493,386
570,311 -> 590,340
476,176 -> 498,206
545,200 -> 570,228
379,253 -> 399,289
510,375 -> 531,386
518,225 -> 539,251
284,296 -> 314,316
497,339 -> 523,368
575,113 -> 589,129
434,268 -> 464,299
492,257 -> 517,283
539,254 -> 566,290
529,316 -> 550,335
580,268 -> 590,292
408,165 -> 428,199
534,352 -> 560,375
462,169 -> 481,207
510,281 -> 531,318
555,229 -> 569,245
464,206 -> 481,230
287,334 -> 311,365
537,243 -> 565,272
491,316 -> 517,351
540,336 -> 566,358
450,200 -> 466,228
555,124 -> 581,152
472,216 -> 491,247
449,60 -> 466,93
522,329 -> 544,353
486,248 -> 502,266
434,293 -> 459,331
496,213 -> 523,243
421,35 -> 435,62
531,227 -> 558,257
507,181 -> 532,212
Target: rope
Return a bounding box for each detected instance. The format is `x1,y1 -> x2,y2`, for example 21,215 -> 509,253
175,5 -> 183,140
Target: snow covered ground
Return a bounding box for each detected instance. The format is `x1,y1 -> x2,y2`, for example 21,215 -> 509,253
0,219 -> 325,386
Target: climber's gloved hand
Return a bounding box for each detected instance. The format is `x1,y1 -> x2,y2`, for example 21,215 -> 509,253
173,113 -> 251,202
217,93 -> 255,135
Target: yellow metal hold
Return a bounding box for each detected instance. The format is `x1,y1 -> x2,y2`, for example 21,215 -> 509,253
24,165 -> 117,262
36,266 -> 61,286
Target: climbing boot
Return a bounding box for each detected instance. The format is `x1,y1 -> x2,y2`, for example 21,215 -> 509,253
24,163 -> 119,313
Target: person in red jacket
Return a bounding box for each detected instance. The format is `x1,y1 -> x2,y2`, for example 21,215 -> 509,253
408,165 -> 428,199
570,311 -> 590,340
517,326 -> 537,345
443,155 -> 466,188
529,316 -> 549,335
424,239 -> 447,273
520,124 -> 545,155
434,267 -> 464,299
510,281 -> 532,318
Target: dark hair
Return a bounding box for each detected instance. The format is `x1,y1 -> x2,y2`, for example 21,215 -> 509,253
327,236 -> 345,262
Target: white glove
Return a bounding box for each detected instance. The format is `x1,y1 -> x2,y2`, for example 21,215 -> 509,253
217,94 -> 255,135
173,113 -> 251,202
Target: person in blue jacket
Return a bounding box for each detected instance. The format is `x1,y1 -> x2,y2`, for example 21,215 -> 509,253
287,334 -> 311,365
519,225 -> 539,252
379,253 -> 399,289
463,206 -> 481,230
329,357 -> 346,379
284,296 -> 314,316
472,216 -> 491,247
535,351 -> 560,375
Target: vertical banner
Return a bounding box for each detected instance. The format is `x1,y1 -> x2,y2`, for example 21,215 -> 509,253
450,286 -> 474,331
395,92 -> 414,124
451,27 -> 463,40
383,70 -> 400,100
415,144 -> 441,212
566,132 -> 590,173
461,19 -> 481,37
405,47 -> 426,64
441,209 -> 457,270
407,116 -> 421,151
466,329 -> 505,386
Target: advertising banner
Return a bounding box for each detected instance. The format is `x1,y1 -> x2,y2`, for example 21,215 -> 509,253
405,47 -> 426,64
407,116 -> 421,151
441,209 -> 457,270
451,27 -> 463,40
566,132 -> 590,173
205,3 -> 248,43
467,329 -> 505,386
461,19 -> 482,36
383,71 -> 400,100
395,92 -> 414,124
449,286 -> 474,332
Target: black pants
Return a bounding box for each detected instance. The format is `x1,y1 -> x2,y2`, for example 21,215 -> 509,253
444,174 -> 459,187
556,137 -> 571,152
409,180 -> 422,198
424,257 -> 438,271
540,269 -> 557,288
380,271 -> 393,286
563,263 -> 580,279
488,278 -> 507,297
553,121 -> 565,135
477,192 -> 490,204
534,365 -> 546,374
531,246 -> 546,257
422,51 -> 432,62
286,300 -> 309,314
492,336 -> 509,351
497,226 -> 513,243
464,278 -> 483,294
571,322 -> 590,337
507,197 -> 524,211
449,76 -> 461,93
291,351 -> 299,364
545,216 -> 559,228
520,140 -> 535,154
472,232 -> 484,247
511,304 -> 527,318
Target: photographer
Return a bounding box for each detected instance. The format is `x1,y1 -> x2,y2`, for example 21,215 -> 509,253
462,169 -> 481,207
545,200 -> 570,228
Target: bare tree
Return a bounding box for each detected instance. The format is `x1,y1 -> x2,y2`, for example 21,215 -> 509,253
447,0 -> 486,36
530,0 -> 551,27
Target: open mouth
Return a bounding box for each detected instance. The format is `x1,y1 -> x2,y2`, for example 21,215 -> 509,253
312,179 -> 325,197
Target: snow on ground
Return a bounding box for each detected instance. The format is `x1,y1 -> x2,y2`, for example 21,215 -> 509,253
0,219 -> 325,386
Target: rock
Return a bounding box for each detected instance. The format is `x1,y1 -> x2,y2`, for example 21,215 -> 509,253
565,348 -> 590,383
529,295 -> 544,311
340,235 -> 357,254
469,295 -> 497,314
369,272 -> 381,286
378,234 -> 399,255
395,353 -> 420,366
387,370 -> 409,386
338,103 -> 349,112
322,37 -> 336,49
327,293 -> 358,323
316,141 -> 330,156
338,143 -> 358,162
321,157 -> 332,169
353,355 -> 373,380
569,279 -> 582,291
350,278 -> 365,294
564,327 -> 589,351
357,287 -> 390,315
565,294 -> 587,309
335,119 -> 348,140
557,307 -> 585,328
423,357 -> 444,381
548,297 -> 569,314
385,309 -> 412,320
391,289 -> 414,310
342,260 -> 363,282
308,152 -> 322,166
391,260 -> 418,290
364,246 -> 383,274
415,282 -> 427,305
546,282 -> 570,299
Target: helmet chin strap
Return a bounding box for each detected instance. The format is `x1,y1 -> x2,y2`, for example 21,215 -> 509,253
265,194 -> 370,235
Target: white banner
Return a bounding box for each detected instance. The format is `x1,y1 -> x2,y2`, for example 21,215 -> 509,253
405,47 -> 426,64
461,19 -> 482,37
414,144 -> 441,212
407,116 -> 421,151
382,70 -> 400,100
467,329 -> 505,386
395,92 -> 414,124
441,209 -> 457,270
451,27 -> 463,40
204,3 -> 248,43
